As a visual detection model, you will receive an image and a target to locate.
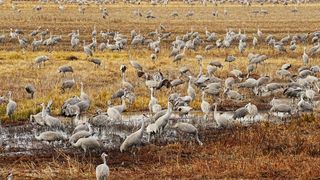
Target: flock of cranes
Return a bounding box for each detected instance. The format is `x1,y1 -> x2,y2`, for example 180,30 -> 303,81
1,0 -> 320,179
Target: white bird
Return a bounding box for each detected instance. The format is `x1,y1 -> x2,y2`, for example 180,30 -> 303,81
96,153 -> 110,180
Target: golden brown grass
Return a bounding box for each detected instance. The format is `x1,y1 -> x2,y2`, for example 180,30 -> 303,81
1,115 -> 320,179
0,2 -> 319,123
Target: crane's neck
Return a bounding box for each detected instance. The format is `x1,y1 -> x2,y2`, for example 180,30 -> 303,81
88,125 -> 93,134
73,113 -> 79,126
102,155 -> 107,165
80,84 -> 84,95
139,120 -> 145,134
201,92 -> 205,102
198,63 -> 203,78
121,97 -> 126,106
214,104 -> 218,115
121,72 -> 126,81
150,88 -> 154,98
41,104 -> 47,117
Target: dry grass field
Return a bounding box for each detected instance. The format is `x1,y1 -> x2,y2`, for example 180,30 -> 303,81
0,1 -> 320,179
0,2 -> 319,121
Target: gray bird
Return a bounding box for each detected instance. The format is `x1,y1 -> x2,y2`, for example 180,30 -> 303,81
61,79 -> 75,93
25,84 -> 36,99
58,65 -> 73,74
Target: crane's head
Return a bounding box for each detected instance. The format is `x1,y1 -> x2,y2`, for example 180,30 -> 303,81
101,152 -> 108,158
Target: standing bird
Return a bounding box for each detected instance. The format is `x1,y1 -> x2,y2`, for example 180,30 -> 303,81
6,91 -> 17,119
25,84 -> 36,99
120,118 -> 145,152
83,40 -> 93,59
172,122 -> 203,146
201,91 -> 210,121
225,55 -> 236,68
302,47 -> 309,66
96,153 -> 110,180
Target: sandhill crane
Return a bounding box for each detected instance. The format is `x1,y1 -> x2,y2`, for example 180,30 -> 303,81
153,102 -> 173,134
25,84 -> 36,99
107,101 -> 122,121
213,103 -> 232,128
112,96 -> 127,113
290,41 -> 296,51
120,65 -> 134,91
148,88 -> 161,114
302,47 -> 309,65
232,107 -> 248,120
40,103 -> 63,128
173,47 -> 186,63
96,153 -> 110,180
223,88 -> 243,100
31,37 -> 43,51
305,89 -> 316,102
58,65 -> 73,75
73,122 -> 90,134
71,36 -> 80,49
69,123 -> 93,144
61,78 -> 75,93
6,91 -> 16,119
120,118 -> 145,152
35,55 -> 49,68
172,122 -> 203,146
238,39 -> 246,53
80,82 -> 89,101
269,104 -> 292,118
245,103 -> 258,120
169,45 -> 180,57
229,68 -> 243,81
187,76 -> 196,101
200,91 -> 210,121
253,36 -> 258,48
83,40 -> 93,59
17,35 -> 28,50
34,129 -> 67,143
298,94 -> 313,112
89,58 -> 102,68
72,137 -> 101,153
225,55 -> 236,68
